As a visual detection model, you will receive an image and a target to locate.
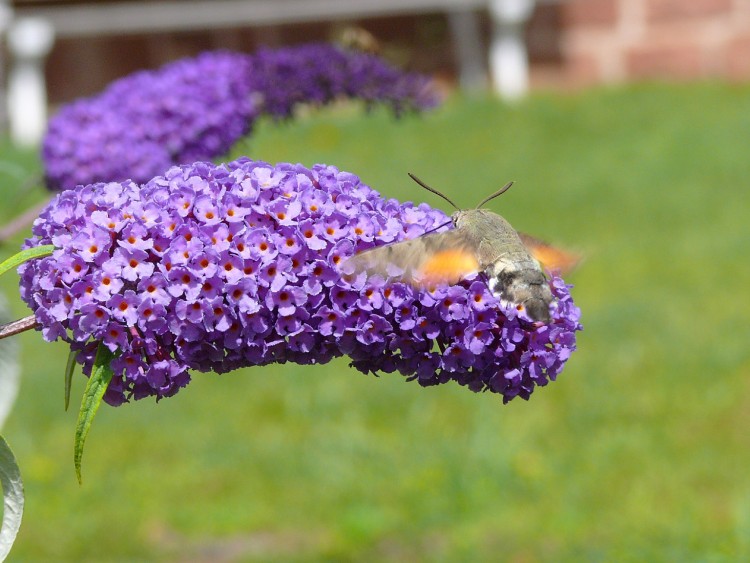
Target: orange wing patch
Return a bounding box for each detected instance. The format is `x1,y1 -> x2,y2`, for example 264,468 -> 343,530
519,233 -> 580,274
418,249 -> 479,285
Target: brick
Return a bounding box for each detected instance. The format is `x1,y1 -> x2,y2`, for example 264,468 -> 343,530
564,52 -> 602,87
563,0 -> 619,28
527,4 -> 564,63
646,0 -> 732,23
625,44 -> 704,80
726,34 -> 750,81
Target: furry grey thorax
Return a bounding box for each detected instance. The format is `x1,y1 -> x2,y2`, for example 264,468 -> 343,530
453,209 -> 553,323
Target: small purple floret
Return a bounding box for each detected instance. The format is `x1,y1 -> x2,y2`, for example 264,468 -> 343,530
20,159 -> 581,406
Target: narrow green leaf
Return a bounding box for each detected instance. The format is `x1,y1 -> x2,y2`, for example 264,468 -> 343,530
64,349 -> 78,412
74,343 -> 114,484
0,245 -> 56,278
0,435 -> 24,562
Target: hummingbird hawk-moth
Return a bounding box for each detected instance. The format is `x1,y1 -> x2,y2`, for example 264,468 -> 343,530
343,174 -> 578,323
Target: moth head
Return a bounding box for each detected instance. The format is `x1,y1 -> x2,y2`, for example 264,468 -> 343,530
451,209 -> 468,225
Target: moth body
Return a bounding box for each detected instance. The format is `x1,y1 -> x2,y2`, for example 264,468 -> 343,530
453,209 -> 553,323
343,175 -> 577,324
345,207 -> 554,323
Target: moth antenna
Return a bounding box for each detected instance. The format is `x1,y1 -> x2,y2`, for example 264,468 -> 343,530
407,173 -> 461,212
475,181 -> 514,209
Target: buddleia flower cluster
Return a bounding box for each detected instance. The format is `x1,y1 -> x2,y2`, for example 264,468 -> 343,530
42,44 -> 436,192
18,158 -> 581,406
249,43 -> 436,118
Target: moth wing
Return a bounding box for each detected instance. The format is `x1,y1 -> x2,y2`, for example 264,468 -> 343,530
344,230 -> 479,286
518,232 -> 581,274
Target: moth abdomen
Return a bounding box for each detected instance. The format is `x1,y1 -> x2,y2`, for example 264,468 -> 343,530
487,265 -> 553,323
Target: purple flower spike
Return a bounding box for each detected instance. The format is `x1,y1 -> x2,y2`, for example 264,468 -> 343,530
249,43 -> 437,119
42,44 -> 437,191
19,158 -> 581,406
43,52 -> 256,192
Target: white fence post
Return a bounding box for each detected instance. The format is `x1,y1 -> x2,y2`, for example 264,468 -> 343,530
7,17 -> 54,147
488,0 -> 536,100
0,1 -> 14,134
447,9 -> 487,92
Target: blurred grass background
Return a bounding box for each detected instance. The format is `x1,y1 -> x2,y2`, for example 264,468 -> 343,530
1,84 -> 749,561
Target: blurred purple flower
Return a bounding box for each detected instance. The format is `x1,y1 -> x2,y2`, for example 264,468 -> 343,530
249,43 -> 437,118
42,44 -> 436,191
43,52 -> 254,192
19,158 -> 581,406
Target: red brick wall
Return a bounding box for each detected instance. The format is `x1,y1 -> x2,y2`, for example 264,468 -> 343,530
546,0 -> 750,87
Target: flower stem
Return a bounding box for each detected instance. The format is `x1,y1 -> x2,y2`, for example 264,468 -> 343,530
0,315 -> 37,340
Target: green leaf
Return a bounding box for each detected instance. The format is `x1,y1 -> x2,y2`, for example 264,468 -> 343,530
74,343 -> 114,484
0,245 -> 56,278
64,349 -> 78,412
0,435 -> 24,562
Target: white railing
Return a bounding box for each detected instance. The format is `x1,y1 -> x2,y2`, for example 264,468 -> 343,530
4,0 -> 560,146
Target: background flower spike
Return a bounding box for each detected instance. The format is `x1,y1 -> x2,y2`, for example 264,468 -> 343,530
42,44 -> 437,192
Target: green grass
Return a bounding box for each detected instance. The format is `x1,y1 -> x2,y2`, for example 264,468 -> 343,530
2,83 -> 750,561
